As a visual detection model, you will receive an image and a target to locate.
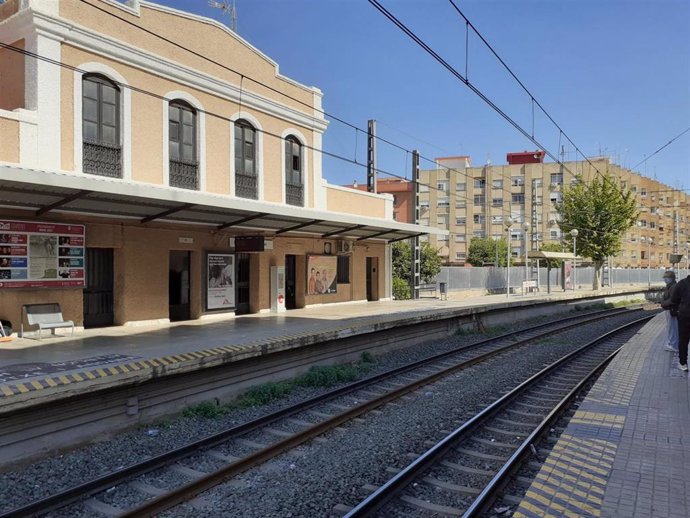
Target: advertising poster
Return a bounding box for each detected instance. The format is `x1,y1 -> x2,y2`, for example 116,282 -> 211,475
207,253 -> 235,310
306,255 -> 337,295
563,261 -> 573,290
0,220 -> 85,288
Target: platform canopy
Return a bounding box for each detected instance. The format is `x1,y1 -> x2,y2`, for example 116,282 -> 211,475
0,165 -> 444,242
527,251 -> 579,260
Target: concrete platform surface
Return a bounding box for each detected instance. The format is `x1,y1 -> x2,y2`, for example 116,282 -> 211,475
0,284 -> 656,405
515,313 -> 690,518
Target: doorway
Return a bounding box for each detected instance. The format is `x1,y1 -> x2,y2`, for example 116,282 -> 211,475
236,253 -> 250,314
366,256 -> 379,301
169,251 -> 190,321
83,248 -> 114,328
285,254 -> 297,309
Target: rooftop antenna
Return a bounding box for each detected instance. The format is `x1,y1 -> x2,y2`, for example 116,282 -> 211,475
209,0 -> 237,32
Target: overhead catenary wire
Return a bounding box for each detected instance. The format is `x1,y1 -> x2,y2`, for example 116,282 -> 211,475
631,127 -> 690,170
77,0 -> 685,221
0,40 -> 680,243
445,0 -> 610,181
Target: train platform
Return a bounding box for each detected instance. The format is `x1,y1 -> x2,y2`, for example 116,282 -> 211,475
0,284 -> 657,410
514,312 -> 690,518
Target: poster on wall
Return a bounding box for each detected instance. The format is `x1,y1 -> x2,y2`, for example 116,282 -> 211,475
563,261 -> 573,290
306,255 -> 337,295
206,253 -> 235,310
0,220 -> 85,288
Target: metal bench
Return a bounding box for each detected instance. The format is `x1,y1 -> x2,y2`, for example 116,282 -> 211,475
21,303 -> 74,339
418,283 -> 437,298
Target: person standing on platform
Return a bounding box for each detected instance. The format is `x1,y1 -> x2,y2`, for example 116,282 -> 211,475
670,272 -> 690,372
659,270 -> 679,354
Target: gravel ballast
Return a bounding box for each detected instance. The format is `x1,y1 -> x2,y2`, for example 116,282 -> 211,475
0,308 -> 650,517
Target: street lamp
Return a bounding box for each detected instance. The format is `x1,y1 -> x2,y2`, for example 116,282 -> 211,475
647,236 -> 654,287
570,229 -> 578,291
504,217 -> 514,297
523,222 -> 531,284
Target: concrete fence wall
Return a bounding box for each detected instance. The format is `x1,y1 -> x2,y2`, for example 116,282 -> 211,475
433,266 -> 690,293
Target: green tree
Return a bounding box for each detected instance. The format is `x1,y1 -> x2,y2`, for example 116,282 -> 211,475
557,174 -> 638,290
467,237 -> 509,267
391,241 -> 443,298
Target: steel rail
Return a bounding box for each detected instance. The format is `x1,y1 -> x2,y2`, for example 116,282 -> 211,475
116,309 -> 646,518
343,314 -> 653,517
0,306 -> 639,518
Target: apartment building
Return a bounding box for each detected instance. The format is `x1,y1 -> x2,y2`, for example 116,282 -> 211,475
0,0 -> 433,329
419,154 -> 689,268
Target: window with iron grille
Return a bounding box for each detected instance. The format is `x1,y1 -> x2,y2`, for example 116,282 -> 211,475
285,136 -> 303,206
512,193 -> 525,204
82,74 -> 122,178
492,197 -> 503,207
337,255 -> 350,283
169,100 -> 198,190
234,120 -> 257,199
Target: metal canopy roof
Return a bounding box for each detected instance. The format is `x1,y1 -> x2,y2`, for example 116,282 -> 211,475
0,165 -> 442,242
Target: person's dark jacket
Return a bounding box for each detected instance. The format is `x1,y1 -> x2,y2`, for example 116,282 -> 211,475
670,275 -> 690,320
660,280 -> 677,310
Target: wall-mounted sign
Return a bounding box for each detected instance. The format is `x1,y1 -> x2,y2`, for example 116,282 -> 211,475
206,253 -> 235,310
235,236 -> 264,252
307,254 -> 337,295
178,237 -> 194,244
0,220 -> 85,288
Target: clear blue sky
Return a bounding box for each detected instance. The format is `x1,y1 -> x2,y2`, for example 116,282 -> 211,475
165,0 -> 689,191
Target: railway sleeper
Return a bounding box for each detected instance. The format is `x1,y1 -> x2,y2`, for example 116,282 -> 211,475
473,437 -> 516,450
422,476 -> 482,496
441,459 -> 493,476
493,417 -> 536,429
399,494 -> 464,516
453,447 -> 507,462
504,407 -> 545,419
513,400 -> 555,411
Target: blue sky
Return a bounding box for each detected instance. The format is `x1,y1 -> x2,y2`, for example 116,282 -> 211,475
165,0 -> 689,190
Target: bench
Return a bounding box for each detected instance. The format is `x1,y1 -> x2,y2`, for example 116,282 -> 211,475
418,283 -> 437,298
521,280 -> 539,295
21,303 -> 74,339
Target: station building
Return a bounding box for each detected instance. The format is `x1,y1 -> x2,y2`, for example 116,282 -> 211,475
0,0 -> 435,329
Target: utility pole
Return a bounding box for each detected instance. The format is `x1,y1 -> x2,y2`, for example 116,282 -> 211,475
410,150 -> 420,299
367,120 -> 377,193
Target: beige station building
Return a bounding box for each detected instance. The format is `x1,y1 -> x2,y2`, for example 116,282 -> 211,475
0,0 -> 436,330
419,153 -> 690,268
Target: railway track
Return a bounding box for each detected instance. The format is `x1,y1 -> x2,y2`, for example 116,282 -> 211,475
1,306 -> 647,518
342,315 -> 652,517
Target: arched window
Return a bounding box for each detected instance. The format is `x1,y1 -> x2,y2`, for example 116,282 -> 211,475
285,135 -> 303,206
82,74 -> 121,177
168,100 -> 198,190
234,119 -> 257,199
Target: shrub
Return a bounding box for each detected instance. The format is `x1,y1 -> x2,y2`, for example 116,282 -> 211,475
393,277 -> 411,300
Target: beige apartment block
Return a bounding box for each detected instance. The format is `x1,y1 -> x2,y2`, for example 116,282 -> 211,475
420,156 -> 689,269
0,0 -> 435,330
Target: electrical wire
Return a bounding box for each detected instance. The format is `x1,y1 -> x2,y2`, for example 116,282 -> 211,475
631,127 -> 690,170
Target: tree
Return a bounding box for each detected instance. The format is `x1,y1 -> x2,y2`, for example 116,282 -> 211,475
467,237 -> 509,267
557,174 -> 638,290
391,241 -> 443,298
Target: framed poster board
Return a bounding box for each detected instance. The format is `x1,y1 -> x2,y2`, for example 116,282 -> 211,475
306,255 -> 337,295
206,252 -> 235,310
0,220 -> 85,288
